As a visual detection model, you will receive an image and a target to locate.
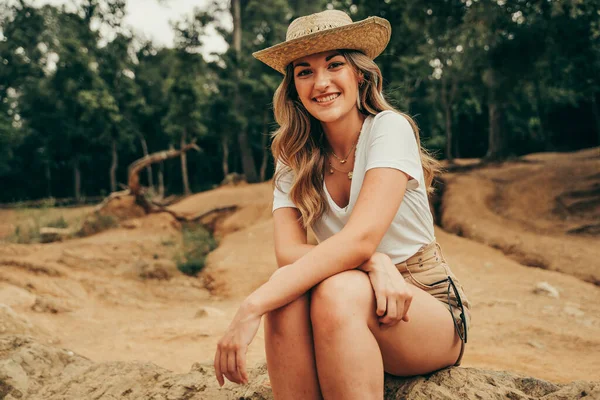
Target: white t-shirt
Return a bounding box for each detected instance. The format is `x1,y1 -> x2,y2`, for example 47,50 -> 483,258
272,110 -> 435,263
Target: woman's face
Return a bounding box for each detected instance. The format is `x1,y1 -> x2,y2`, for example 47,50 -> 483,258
292,50 -> 361,124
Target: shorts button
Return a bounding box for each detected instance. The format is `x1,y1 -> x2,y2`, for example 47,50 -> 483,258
419,263 -> 423,268
418,258 -> 422,262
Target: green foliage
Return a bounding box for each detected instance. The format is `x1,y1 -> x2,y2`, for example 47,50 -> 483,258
7,209 -> 71,244
176,223 -> 218,276
77,212 -> 118,237
0,0 -> 598,201
46,215 -> 69,228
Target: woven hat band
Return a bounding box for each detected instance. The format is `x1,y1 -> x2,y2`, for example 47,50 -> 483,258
286,10 -> 352,41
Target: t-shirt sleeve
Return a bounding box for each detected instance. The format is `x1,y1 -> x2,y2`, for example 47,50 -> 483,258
272,161 -> 298,212
365,111 -> 423,190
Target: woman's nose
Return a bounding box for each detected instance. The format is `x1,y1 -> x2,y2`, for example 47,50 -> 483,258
313,70 -> 331,91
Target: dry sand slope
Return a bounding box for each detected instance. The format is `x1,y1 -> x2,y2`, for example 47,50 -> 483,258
0,149 -> 598,398
440,147 -> 600,286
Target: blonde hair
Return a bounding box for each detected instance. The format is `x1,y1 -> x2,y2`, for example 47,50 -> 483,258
272,49 -> 441,228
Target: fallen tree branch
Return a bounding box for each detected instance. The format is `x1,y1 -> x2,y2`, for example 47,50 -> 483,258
128,142 -> 201,195
182,206 -> 238,222
89,142 -> 205,226
93,189 -> 131,213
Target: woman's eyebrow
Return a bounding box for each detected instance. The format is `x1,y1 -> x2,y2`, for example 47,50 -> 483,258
293,52 -> 343,69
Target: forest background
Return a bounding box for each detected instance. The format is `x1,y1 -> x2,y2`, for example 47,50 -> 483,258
1,0 -> 599,203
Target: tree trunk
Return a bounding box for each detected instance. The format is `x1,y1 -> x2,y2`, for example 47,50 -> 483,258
445,104 -> 453,163
232,0 -> 258,183
180,131 -> 191,195
73,160 -> 81,203
128,141 -> 199,194
139,134 -> 154,190
441,80 -> 454,163
453,121 -> 460,159
238,129 -> 258,182
45,162 -> 52,198
221,135 -> 229,178
259,109 -> 269,181
158,161 -> 165,198
233,0 -> 242,56
486,92 -> 502,160
485,69 -> 503,160
110,139 -> 118,193
591,93 -> 600,147
534,80 -> 549,149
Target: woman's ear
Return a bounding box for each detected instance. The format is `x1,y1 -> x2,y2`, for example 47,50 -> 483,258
358,72 -> 365,86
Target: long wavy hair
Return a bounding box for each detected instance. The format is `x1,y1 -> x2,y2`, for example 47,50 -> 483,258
272,49 -> 441,228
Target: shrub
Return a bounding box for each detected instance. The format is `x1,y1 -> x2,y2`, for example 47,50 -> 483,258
176,223 -> 217,276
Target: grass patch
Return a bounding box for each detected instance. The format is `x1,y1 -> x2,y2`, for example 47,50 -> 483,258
176,222 -> 218,276
8,209 -> 76,243
77,212 -> 118,237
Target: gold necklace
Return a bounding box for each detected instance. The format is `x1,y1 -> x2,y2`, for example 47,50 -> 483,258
330,133 -> 359,164
328,162 -> 354,180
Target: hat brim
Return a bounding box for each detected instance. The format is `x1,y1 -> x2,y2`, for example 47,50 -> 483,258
252,16 -> 391,75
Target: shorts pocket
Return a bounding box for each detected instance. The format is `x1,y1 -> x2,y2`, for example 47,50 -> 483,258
403,262 -> 450,291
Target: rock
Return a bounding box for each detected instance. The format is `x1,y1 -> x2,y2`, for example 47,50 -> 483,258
121,219 -> 141,229
563,306 -> 585,317
0,305 -> 36,336
0,335 -> 90,398
39,227 -> 76,243
0,285 -> 36,309
138,259 -> 178,280
1,335 -> 598,400
31,295 -> 72,314
194,306 -> 225,318
527,340 -> 545,349
533,282 -> 560,298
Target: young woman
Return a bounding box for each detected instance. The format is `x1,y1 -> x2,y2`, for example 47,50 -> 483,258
214,9 -> 471,399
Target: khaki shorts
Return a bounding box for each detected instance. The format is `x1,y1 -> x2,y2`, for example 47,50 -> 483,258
395,241 -> 472,366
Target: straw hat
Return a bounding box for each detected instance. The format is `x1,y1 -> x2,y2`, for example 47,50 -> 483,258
252,10 -> 391,75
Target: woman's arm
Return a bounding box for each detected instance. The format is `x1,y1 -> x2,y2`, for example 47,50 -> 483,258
215,168 -> 409,386
272,207 -> 315,267
247,168 -> 409,316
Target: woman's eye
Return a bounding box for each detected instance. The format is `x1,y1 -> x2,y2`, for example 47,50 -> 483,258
296,62 -> 343,77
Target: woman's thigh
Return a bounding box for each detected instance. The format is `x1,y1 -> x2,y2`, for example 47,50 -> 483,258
371,281 -> 462,376
311,270 -> 461,376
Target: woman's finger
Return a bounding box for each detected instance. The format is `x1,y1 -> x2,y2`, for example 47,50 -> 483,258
237,348 -> 248,384
228,348 -> 241,383
221,346 -> 234,384
402,291 -> 413,322
388,298 -> 402,326
380,294 -> 397,325
375,290 -> 387,317
214,347 -> 224,386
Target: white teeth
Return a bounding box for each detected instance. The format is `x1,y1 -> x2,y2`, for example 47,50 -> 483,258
315,93 -> 339,103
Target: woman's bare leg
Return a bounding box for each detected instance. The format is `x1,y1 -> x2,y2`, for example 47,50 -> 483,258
264,293 -> 323,400
310,270 -> 462,399
310,272 -> 384,399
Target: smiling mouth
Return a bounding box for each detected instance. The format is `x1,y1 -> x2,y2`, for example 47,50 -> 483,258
314,93 -> 340,103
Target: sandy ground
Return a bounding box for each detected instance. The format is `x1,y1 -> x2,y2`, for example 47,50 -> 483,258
0,149 -> 598,388
441,147 -> 600,285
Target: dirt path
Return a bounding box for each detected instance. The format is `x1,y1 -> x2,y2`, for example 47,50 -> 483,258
441,147 -> 600,285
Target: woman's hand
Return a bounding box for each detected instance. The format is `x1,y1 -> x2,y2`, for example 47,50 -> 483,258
359,253 -> 413,327
214,301 -> 261,386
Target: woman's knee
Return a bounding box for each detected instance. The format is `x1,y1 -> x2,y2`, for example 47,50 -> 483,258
265,292 -> 311,337
310,270 -> 373,332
